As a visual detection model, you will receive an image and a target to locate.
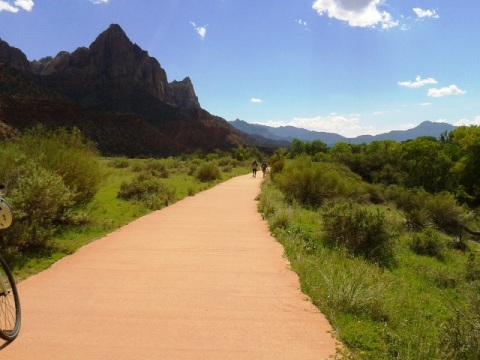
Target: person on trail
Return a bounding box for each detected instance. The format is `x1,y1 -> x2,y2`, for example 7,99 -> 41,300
252,160 -> 258,178
261,161 -> 267,178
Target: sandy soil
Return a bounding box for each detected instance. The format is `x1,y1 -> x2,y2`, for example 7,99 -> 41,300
1,174 -> 339,359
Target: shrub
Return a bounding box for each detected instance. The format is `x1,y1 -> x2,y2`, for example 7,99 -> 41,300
16,126 -> 104,205
195,163 -> 221,182
4,163 -> 76,249
108,157 -> 130,169
269,158 -> 285,177
143,159 -> 169,178
465,253 -> 480,282
384,186 -> 470,234
270,206 -> 293,230
409,228 -> 449,258
118,175 -> 175,210
425,192 -> 470,234
322,200 -> 393,264
274,156 -> 367,207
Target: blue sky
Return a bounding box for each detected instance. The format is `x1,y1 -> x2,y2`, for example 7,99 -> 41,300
1,0 -> 479,137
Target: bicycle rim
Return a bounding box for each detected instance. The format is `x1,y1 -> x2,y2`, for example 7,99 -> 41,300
0,256 -> 21,341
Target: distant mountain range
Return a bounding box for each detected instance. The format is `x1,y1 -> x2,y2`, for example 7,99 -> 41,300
229,119 -> 456,146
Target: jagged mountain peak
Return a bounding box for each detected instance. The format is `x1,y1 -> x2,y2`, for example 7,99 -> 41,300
90,23 -> 135,54
0,25 -> 244,156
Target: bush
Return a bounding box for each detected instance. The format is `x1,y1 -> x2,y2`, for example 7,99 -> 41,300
270,206 -> 293,230
195,163 -> 221,182
108,157 -> 130,169
4,163 -> 76,249
118,175 -> 175,210
322,200 -> 393,264
16,126 -> 104,205
0,127 -> 104,250
384,186 -> 470,234
409,228 -> 449,258
425,192 -> 470,234
143,159 -> 169,178
274,156 -> 367,207
465,253 -> 480,282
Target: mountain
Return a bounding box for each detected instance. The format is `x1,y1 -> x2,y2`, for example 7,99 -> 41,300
0,24 -> 247,156
353,121 -> 456,144
230,119 -> 456,146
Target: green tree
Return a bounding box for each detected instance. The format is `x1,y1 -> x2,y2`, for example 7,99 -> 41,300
289,138 -> 305,158
402,136 -> 453,193
449,126 -> 480,204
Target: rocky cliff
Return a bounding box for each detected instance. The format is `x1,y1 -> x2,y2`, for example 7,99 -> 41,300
0,39 -> 31,73
0,24 -> 247,156
31,24 -> 200,110
169,77 -> 200,110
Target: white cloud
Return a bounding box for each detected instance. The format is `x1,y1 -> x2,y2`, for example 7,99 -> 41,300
312,0 -> 398,29
0,1 -> 18,12
258,113 -> 382,137
418,102 -> 431,106
190,22 -> 207,39
91,0 -> 109,4
295,18 -> 307,27
14,0 -> 33,10
250,98 -> 263,104
398,76 -> 437,88
413,7 -> 439,19
454,116 -> 480,127
428,85 -> 466,98
0,0 -> 33,12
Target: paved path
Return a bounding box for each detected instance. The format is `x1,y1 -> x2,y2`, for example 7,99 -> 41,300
1,175 -> 338,359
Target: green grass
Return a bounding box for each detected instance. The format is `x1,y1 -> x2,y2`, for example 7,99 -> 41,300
258,178 -> 480,359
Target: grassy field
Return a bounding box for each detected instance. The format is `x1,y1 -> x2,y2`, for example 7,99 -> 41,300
10,155 -> 250,280
258,176 -> 480,359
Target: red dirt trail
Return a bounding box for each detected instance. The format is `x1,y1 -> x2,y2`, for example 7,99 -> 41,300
1,175 -> 338,359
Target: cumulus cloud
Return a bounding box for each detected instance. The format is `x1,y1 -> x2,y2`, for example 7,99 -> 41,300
190,22 -> 207,39
91,0 -> 109,4
312,0 -> 398,29
413,7 -> 439,19
250,98 -> 263,104
428,85 -> 466,98
398,76 -> 437,88
0,0 -> 34,12
454,116 -> 480,127
259,113 -> 381,137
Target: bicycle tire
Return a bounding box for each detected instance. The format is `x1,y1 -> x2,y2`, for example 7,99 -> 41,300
0,255 -> 21,341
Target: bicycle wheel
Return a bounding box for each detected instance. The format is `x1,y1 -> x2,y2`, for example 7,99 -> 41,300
0,255 -> 21,341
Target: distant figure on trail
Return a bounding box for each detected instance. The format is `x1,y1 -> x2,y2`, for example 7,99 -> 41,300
261,161 -> 267,178
252,161 -> 258,178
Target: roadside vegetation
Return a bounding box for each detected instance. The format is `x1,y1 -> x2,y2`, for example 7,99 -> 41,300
258,127 -> 480,359
0,126 -> 257,279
